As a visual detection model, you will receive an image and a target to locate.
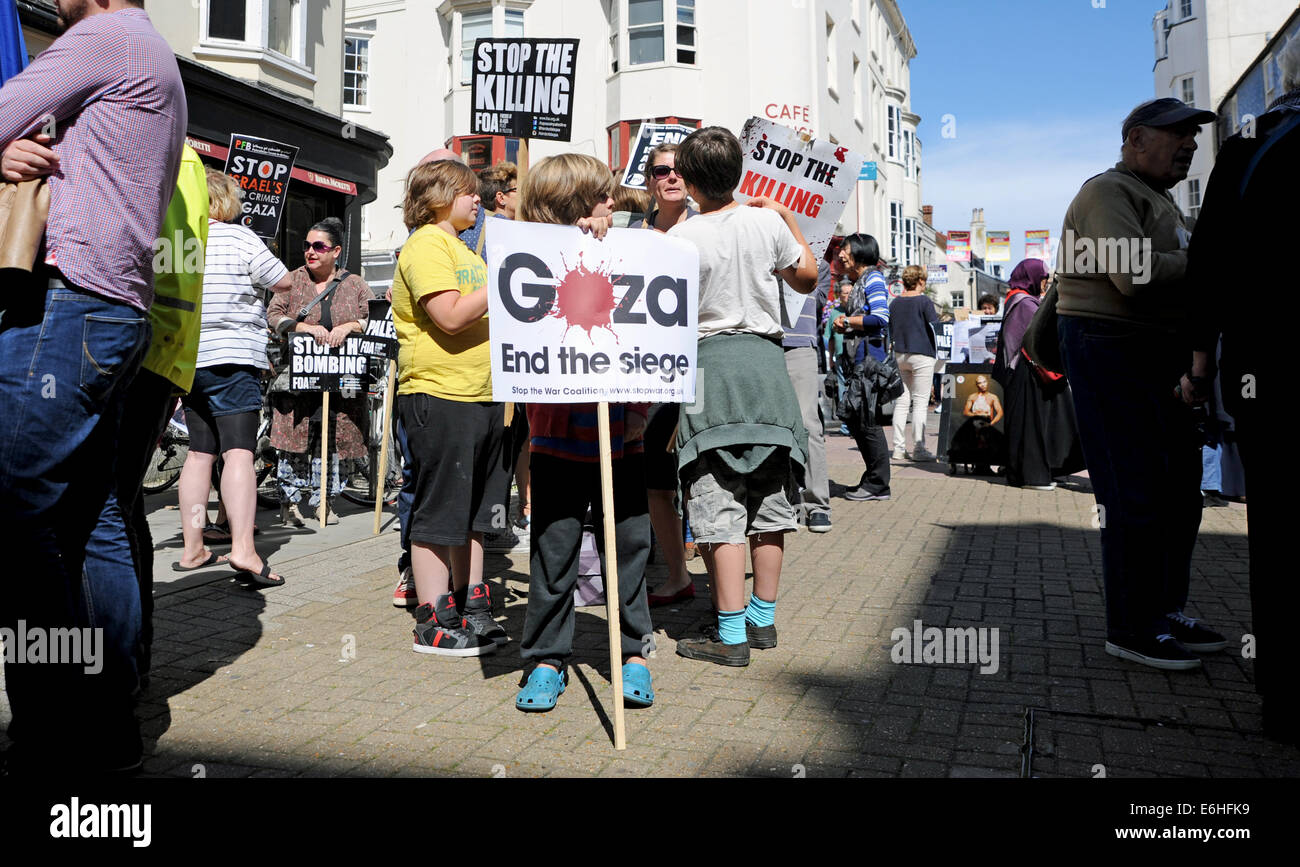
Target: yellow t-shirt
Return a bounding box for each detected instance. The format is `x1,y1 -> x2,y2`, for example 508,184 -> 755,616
393,224 -> 492,401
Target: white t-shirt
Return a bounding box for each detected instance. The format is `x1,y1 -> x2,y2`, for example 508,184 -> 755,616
668,205 -> 802,339
196,221 -> 290,369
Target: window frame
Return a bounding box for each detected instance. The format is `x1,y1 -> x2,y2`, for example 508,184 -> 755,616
1187,177 -> 1202,219
889,200 -> 903,262
886,104 -> 901,162
343,25 -> 372,109
1179,0 -> 1193,21
1181,75 -> 1195,107
611,0 -> 699,71
199,0 -> 309,70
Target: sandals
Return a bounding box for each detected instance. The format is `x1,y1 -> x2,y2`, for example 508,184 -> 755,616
622,661 -> 654,708
170,551 -> 227,572
516,666 -> 566,712
232,560 -> 285,588
203,520 -> 261,543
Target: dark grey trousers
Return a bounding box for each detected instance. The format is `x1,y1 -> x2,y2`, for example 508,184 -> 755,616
521,453 -> 654,669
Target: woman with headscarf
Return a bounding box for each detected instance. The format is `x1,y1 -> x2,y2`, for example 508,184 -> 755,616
993,258 -> 1084,490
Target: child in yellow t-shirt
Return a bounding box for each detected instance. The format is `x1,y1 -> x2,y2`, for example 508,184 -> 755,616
392,160 -> 511,656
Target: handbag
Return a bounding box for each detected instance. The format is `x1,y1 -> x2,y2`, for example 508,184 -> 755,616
0,178 -> 50,271
1020,281 -> 1064,378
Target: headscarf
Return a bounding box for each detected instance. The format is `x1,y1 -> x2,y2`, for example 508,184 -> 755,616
1000,258 -> 1050,371
1007,258 -> 1049,297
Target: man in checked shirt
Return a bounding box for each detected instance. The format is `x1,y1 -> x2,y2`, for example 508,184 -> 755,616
0,0 -> 186,775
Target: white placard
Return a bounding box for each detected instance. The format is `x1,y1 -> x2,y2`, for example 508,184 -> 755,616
735,116 -> 865,332
486,219 -> 699,404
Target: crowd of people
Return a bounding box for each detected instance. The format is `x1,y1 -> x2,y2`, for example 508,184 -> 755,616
1,1 -> 1296,777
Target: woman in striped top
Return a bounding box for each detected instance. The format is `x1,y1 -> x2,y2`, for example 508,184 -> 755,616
173,169 -> 293,587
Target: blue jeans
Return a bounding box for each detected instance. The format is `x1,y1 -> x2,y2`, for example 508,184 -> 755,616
1057,315 -> 1202,644
0,282 -> 149,765
395,415 -> 415,572
1201,444 -> 1222,492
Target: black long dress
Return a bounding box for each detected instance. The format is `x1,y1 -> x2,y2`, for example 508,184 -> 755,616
994,303 -> 1085,487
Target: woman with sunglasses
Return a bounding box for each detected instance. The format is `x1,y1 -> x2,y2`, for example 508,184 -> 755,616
173,169 -> 293,586
635,143 -> 699,608
267,217 -> 376,525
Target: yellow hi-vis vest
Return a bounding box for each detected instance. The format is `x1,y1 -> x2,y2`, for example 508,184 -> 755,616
142,145 -> 209,393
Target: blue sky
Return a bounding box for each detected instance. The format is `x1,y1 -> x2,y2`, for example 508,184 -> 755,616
903,0 -> 1166,264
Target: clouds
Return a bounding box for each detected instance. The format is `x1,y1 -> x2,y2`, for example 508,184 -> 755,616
919,115 -> 1124,263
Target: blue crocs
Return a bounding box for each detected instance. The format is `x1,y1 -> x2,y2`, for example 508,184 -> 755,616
516,666 -> 566,712
622,662 -> 654,708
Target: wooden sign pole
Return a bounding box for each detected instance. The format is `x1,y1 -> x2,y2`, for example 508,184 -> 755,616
373,360 -> 397,535
595,401 -> 627,751
320,390 -> 331,529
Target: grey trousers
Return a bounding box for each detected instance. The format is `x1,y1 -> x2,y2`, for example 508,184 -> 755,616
784,346 -> 830,520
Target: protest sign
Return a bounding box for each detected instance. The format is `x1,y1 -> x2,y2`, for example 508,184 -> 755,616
620,122 -> 696,189
224,134 -> 298,238
947,231 -> 971,263
927,264 -> 949,285
471,38 -> 578,141
485,219 -> 699,404
950,317 -> 1002,364
362,298 -> 399,361
735,116 -> 865,332
287,333 -> 377,393
933,321 -> 955,361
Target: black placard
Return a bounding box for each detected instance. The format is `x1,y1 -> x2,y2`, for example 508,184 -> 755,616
223,134 -> 299,238
470,38 -> 578,142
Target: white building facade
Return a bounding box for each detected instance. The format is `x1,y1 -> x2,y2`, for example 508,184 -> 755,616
1152,0 -> 1296,220
344,0 -> 926,286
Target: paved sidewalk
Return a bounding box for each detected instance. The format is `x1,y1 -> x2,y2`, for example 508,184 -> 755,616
3,419 -> 1294,778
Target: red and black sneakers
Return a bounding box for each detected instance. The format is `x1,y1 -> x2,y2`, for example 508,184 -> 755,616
461,583 -> 509,647
412,594 -> 496,657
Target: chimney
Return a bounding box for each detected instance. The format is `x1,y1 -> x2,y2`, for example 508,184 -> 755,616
921,205 -> 933,226
970,207 -> 987,260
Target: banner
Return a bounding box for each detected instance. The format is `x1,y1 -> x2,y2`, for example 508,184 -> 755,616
735,116 -> 865,331
224,134 -> 298,238
1025,229 -> 1050,262
288,333 -> 378,393
620,122 -> 696,189
470,38 -> 578,141
932,321 -> 954,361
950,317 -> 1002,365
987,230 -> 1011,262
947,231 -> 971,263
485,220 -> 699,403
926,264 -> 949,285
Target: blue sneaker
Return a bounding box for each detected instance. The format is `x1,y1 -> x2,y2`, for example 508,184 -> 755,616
622,662 -> 654,708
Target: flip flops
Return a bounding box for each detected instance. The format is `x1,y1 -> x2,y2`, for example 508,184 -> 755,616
232,561 -> 285,588
170,551 -> 226,572
516,666 -> 566,712
622,662 -> 654,708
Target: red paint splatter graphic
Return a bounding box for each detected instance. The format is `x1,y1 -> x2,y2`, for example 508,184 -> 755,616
549,253 -> 620,342
833,146 -> 848,164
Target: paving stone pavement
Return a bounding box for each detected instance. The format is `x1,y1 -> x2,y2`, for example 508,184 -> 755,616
3,421 -> 1295,778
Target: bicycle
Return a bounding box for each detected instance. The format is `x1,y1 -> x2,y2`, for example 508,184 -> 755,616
141,402 -> 189,495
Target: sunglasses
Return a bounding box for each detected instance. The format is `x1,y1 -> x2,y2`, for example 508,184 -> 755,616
651,165 -> 681,180
303,241 -> 338,254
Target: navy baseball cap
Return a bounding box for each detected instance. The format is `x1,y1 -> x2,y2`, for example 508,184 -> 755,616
1122,98 -> 1217,140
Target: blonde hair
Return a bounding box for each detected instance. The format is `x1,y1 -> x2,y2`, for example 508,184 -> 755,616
901,265 -> 926,290
612,185 -> 651,215
403,160 -> 478,230
206,168 -> 244,223
518,153 -> 614,226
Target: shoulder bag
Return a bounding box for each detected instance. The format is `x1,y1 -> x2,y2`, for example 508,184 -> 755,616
0,178 -> 50,272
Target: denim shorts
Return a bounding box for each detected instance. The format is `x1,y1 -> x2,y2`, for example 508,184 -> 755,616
187,364 -> 263,417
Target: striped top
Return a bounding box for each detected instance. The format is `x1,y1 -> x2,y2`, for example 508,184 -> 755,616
853,270 -> 891,363
0,8 -> 186,311
196,221 -> 289,369
528,403 -> 648,463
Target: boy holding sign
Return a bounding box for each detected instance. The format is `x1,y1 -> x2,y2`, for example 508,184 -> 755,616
514,154 -> 657,713
667,127 -> 818,666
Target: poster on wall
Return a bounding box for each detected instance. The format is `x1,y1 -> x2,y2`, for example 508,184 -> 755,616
735,116 -> 865,331
470,38 -> 579,141
224,134 -> 298,238
620,122 -> 696,189
926,264 -> 949,285
1025,229 -> 1051,263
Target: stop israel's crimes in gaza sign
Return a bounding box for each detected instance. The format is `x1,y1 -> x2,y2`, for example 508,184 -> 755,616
485,219 -> 700,404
